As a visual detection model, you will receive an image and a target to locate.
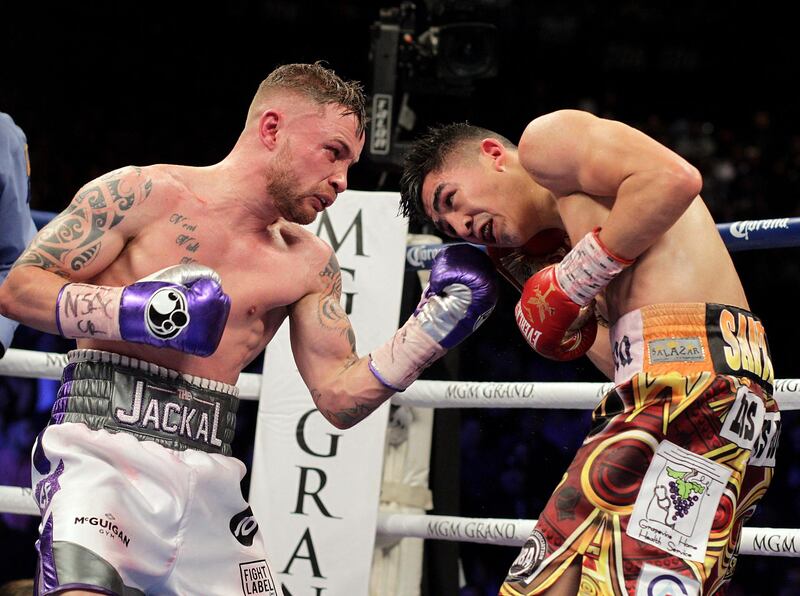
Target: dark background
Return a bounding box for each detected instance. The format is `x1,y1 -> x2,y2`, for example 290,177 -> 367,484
2,1 -> 800,593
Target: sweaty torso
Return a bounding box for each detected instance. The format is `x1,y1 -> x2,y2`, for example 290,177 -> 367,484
80,165 -> 326,384
555,192 -> 749,323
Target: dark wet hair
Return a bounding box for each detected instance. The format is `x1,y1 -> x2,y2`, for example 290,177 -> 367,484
399,122 -> 515,223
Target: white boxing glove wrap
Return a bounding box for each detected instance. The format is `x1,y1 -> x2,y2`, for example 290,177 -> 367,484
556,228 -> 633,306
368,316 -> 448,392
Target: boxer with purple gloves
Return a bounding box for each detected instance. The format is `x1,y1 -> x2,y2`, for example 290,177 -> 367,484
369,243 -> 497,391
0,63 -> 459,596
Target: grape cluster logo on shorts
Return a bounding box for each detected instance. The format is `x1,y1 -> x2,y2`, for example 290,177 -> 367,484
230,507 -> 260,547
627,441 -> 731,563
145,287 -> 189,339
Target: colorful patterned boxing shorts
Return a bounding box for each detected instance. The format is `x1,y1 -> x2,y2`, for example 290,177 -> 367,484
500,303 -> 780,596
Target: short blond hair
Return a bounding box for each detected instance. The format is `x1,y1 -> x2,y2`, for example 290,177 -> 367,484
248,62 -> 367,136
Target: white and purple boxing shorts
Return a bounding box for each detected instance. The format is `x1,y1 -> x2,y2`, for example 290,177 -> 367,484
31,349 -> 278,596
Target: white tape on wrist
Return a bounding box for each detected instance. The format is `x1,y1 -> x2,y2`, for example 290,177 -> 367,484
56,283 -> 123,340
555,230 -> 632,306
369,316 -> 447,392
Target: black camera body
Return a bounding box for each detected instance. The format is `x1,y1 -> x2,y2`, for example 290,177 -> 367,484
368,1 -> 499,165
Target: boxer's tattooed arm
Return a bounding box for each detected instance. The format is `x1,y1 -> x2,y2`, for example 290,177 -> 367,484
318,254 -> 357,354
12,167 -> 153,278
310,389 -> 378,427
304,254 -> 370,427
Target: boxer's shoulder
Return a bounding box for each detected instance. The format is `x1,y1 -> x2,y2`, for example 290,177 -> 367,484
95,164 -> 160,194
265,218 -> 325,250
263,218 -> 337,281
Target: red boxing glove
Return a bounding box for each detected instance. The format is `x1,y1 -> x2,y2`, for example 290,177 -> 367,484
514,264 -> 598,361
487,228 -> 571,292
514,228 -> 633,360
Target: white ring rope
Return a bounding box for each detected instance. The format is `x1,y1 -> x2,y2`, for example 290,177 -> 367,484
5,488 -> 796,559
0,348 -> 262,400
376,513 -> 800,558
0,486 -> 36,516
397,379 -> 800,410
3,349 -> 800,410
398,380 -> 615,409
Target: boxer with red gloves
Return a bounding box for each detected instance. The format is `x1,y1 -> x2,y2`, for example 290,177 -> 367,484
399,111 -> 778,595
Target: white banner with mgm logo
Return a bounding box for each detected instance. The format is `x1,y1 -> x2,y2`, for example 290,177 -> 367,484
250,190 -> 409,595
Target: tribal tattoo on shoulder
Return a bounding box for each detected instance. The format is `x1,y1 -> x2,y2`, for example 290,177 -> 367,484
13,166 -> 153,278
318,253 -> 357,357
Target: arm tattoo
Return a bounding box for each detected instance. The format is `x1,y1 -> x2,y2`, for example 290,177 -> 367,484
311,389 -> 377,427
318,253 -> 356,353
12,167 -> 152,277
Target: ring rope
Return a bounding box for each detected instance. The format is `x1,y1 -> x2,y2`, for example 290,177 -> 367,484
5,489 -> 795,559
3,349 -> 799,410
397,379 -> 800,410
0,486 -> 36,516
375,513 -> 800,558
404,217 -> 800,270
0,348 -> 262,400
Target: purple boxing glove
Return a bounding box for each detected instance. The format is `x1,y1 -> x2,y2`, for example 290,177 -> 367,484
119,265 -> 230,355
415,244 -> 498,349
56,264 -> 231,357
368,244 -> 498,391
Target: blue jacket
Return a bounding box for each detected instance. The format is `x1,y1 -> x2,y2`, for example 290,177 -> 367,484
0,112 -> 37,354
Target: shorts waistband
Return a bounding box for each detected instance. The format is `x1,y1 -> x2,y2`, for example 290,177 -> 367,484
609,303 -> 774,392
66,349 -> 239,395
52,349 -> 238,455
